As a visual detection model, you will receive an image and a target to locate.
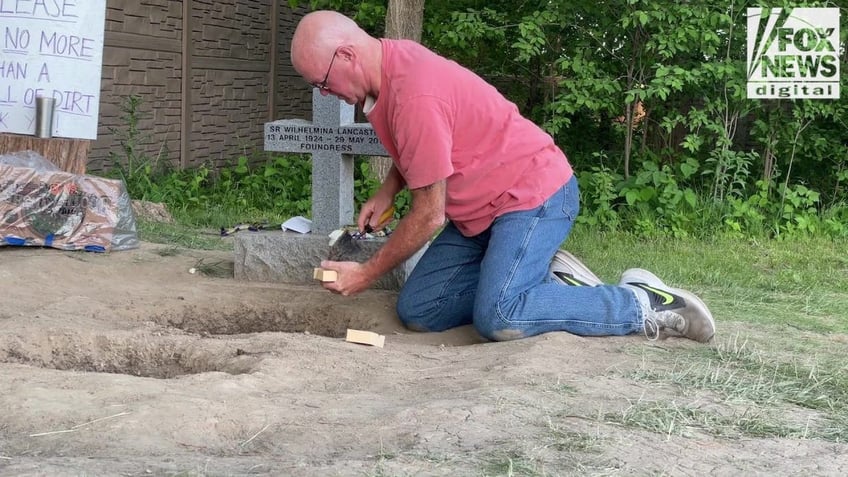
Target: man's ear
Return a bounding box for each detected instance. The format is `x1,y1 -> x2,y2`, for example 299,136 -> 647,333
336,45 -> 355,63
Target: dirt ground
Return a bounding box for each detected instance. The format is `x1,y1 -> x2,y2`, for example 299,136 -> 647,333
1,241 -> 846,477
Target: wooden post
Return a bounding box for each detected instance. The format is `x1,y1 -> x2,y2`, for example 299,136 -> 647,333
181,0 -> 194,169
268,0 -> 279,122
0,134 -> 90,174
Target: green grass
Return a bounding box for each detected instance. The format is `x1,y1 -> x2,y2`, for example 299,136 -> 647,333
553,228 -> 848,443
192,258 -> 235,278
483,453 -> 544,477
152,245 -> 182,257
134,200 -> 300,252
169,202 -> 291,233
605,397 -> 802,440
613,333 -> 848,442
545,427 -> 601,453
564,228 -> 848,334
137,218 -> 234,251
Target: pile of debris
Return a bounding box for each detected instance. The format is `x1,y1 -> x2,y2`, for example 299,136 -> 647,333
0,150 -> 139,252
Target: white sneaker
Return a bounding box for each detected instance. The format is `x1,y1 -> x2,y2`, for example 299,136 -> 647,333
620,268 -> 715,343
549,250 -> 603,286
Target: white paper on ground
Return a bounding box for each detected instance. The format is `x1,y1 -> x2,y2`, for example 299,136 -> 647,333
281,216 -> 312,234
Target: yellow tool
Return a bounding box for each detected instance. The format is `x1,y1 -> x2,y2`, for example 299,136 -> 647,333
356,206 -> 395,237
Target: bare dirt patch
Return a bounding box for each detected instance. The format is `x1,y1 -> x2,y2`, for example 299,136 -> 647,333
0,243 -> 846,476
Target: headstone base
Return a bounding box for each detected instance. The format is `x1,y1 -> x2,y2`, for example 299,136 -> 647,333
234,231 -> 427,291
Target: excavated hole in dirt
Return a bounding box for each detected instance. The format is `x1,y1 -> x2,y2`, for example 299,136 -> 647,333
152,302 -> 382,338
0,333 -> 258,379
0,300 -> 394,378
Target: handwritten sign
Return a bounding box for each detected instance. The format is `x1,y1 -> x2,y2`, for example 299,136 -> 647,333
0,0 -> 106,139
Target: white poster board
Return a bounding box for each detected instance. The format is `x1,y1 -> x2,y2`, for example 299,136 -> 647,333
0,0 -> 106,139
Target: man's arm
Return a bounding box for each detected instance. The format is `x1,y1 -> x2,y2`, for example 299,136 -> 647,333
363,179 -> 445,277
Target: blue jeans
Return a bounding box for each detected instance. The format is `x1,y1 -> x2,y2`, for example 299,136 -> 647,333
396,175 -> 644,341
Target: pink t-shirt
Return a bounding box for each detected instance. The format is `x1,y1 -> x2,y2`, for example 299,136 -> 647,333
365,39 -> 573,237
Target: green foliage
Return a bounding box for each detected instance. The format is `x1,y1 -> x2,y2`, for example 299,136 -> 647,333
353,160 -> 411,219
620,161 -> 699,237
411,0 -> 847,239
117,154 -> 314,228
573,159 -> 847,239
113,1 -> 847,241
107,95 -> 171,201
575,157 -> 623,231
105,95 -> 408,229
116,153 -> 412,230
292,0 -> 386,34
328,0 -> 834,240
213,155 -> 312,216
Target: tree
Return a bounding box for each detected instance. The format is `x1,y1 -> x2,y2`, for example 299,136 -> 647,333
385,0 -> 424,41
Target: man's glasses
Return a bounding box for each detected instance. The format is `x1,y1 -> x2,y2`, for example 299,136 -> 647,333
313,47 -> 340,91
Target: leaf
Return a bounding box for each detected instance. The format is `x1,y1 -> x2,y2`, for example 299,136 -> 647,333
625,189 -> 640,205
680,160 -> 698,179
684,189 -> 697,208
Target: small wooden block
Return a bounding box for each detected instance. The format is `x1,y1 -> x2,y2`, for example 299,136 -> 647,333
345,329 -> 385,348
313,268 -> 338,282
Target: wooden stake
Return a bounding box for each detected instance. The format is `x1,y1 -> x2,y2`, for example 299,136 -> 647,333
313,268 -> 338,282
345,329 -> 385,348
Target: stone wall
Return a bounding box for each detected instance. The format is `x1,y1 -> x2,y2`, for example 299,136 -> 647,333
88,0 -> 312,172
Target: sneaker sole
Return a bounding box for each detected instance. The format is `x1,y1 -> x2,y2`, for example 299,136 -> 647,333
621,268 -> 716,343
550,250 -> 603,286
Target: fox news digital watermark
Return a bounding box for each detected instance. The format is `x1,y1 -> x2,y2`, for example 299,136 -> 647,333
747,7 -> 840,99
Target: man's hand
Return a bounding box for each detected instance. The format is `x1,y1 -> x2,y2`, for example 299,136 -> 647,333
359,198 -> 395,233
358,164 -> 405,233
319,260 -> 373,296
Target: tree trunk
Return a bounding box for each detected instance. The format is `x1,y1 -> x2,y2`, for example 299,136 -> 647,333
385,0 -> 424,42
369,0 -> 425,182
0,134 -> 90,174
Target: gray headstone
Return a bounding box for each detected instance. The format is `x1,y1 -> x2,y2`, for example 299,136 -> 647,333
234,231 -> 426,291
265,90 -> 387,234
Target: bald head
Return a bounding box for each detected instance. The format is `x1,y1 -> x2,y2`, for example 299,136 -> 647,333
291,11 -> 370,76
290,11 -> 383,101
